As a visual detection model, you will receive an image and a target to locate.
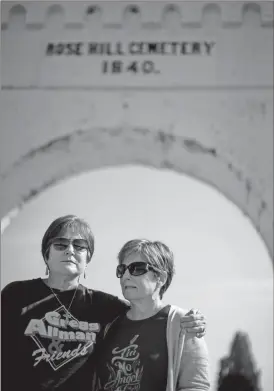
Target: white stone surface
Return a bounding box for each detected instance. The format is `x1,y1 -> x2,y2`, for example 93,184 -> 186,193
1,1 -> 273,258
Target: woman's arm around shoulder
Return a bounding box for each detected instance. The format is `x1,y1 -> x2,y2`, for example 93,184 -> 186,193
90,289 -> 130,319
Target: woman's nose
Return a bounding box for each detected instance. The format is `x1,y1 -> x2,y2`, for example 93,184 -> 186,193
65,244 -> 74,254
122,268 -> 131,279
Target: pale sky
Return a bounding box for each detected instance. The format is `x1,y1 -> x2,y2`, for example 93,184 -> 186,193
1,166 -> 273,391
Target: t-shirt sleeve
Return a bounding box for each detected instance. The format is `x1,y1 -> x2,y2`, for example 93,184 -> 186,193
1,281 -> 23,390
177,335 -> 210,391
1,280 -> 23,320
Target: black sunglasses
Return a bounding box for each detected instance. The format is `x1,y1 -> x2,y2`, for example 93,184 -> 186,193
51,237 -> 89,252
116,261 -> 157,278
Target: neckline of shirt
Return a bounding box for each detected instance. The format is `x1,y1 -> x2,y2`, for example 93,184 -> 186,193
39,277 -> 84,294
124,304 -> 171,323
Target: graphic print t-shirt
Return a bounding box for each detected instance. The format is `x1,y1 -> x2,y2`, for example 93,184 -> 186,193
96,305 -> 170,391
1,278 -> 128,391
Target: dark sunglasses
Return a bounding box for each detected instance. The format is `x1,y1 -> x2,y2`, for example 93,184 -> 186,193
51,238 -> 89,252
116,261 -> 157,278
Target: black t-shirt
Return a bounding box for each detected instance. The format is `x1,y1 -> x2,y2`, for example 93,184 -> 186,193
95,305 -> 170,391
1,278 -> 128,391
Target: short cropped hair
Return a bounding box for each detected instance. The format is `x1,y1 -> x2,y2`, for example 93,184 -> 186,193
41,215 -> 95,263
118,239 -> 175,298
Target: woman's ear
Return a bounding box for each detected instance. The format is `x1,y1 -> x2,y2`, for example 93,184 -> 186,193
158,271 -> 167,287
86,250 -> 92,263
45,247 -> 50,261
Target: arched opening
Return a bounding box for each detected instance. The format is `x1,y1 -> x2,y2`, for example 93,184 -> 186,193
1,126 -> 272,260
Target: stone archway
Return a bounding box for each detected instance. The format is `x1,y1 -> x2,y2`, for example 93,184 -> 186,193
1,1 -> 273,260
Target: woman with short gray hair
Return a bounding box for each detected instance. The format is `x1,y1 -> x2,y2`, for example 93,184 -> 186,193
93,239 -> 210,391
